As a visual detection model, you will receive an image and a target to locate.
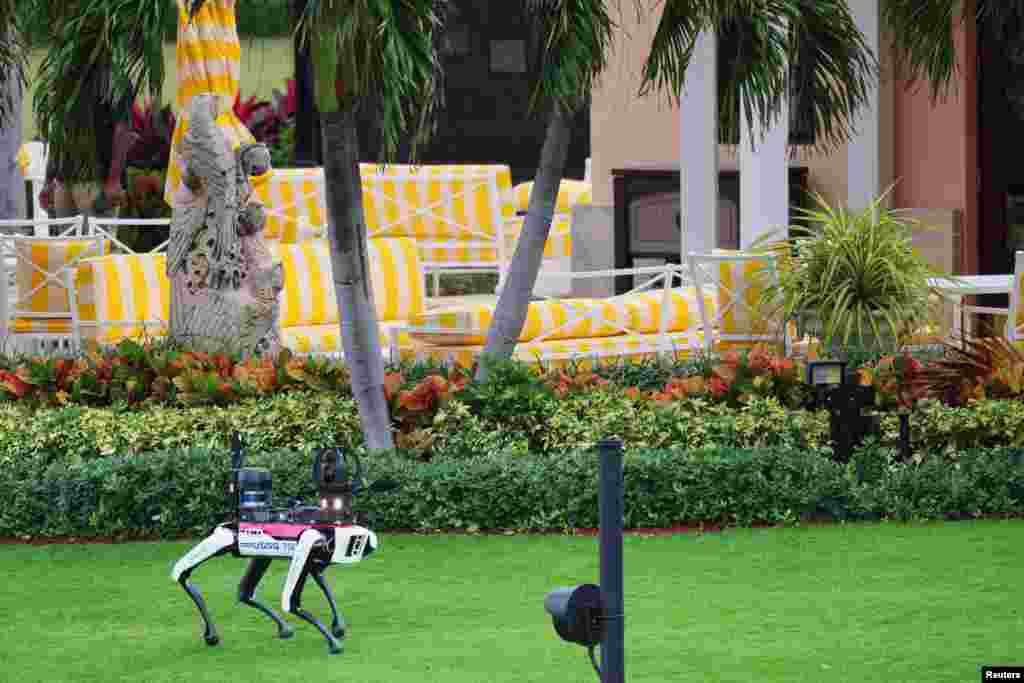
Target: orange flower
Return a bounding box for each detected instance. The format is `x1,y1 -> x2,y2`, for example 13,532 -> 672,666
721,351 -> 741,368
708,376 -> 730,400
624,387 -> 642,400
0,370 -> 30,398
383,372 -> 404,403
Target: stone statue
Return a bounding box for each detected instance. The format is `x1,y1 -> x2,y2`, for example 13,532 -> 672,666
167,93 -> 283,355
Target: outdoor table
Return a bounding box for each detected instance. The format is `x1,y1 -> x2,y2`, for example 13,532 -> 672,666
927,274 -> 1014,339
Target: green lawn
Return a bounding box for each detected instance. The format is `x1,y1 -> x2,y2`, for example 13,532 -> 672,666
0,521 -> 1020,682
22,37 -> 295,142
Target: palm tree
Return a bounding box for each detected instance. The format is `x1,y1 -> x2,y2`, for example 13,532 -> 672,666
477,0 -> 877,378
0,0 -> 28,218
476,0 -> 616,381
31,0 -> 171,216
294,0 -> 447,452
882,1 -> 1024,99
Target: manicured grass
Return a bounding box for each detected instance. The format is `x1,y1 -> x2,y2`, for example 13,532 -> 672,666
23,37 -> 294,142
1,521 -> 1021,682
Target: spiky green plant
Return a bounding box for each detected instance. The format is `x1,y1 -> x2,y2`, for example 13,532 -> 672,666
0,0 -> 29,128
760,189 -> 945,352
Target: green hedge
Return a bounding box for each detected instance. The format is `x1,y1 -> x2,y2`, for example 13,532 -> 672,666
3,445 -> 1023,539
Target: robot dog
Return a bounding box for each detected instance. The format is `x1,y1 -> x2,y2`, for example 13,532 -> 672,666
171,434 -> 395,654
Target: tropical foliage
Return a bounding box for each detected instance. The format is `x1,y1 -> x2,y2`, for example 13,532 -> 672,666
761,189 -> 943,351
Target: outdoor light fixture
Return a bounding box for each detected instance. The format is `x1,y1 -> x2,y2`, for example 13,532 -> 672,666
544,584 -> 605,647
543,438 -> 625,682
807,359 -> 847,386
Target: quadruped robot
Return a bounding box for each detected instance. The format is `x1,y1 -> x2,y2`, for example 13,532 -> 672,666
171,434 -> 396,654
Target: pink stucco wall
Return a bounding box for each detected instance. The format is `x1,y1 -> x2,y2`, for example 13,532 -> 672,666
893,17 -> 977,273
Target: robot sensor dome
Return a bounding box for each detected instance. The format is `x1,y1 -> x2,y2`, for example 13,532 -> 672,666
237,468 -> 272,520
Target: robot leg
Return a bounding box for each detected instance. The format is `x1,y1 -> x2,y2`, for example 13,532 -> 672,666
311,564 -> 346,640
238,557 -> 294,639
171,525 -> 236,646
281,529 -> 342,654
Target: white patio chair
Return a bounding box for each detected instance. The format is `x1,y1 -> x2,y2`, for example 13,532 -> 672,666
687,250 -> 788,355
0,221 -> 104,354
87,217 -> 172,254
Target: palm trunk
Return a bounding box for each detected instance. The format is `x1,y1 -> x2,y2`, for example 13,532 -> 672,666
476,105 -> 572,381
0,65 -> 23,219
320,108 -> 394,452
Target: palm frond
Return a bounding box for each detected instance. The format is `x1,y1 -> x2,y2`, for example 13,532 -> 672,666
641,0 -> 876,152
522,0 -> 617,117
883,0 -> 1024,101
0,0 -> 31,128
33,0 -> 174,183
296,0 -> 446,163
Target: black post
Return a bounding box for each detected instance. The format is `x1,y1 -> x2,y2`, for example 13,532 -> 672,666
597,438 -> 625,683
292,0 -> 322,166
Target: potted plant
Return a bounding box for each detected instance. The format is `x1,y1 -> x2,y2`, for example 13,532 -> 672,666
759,189 -> 946,357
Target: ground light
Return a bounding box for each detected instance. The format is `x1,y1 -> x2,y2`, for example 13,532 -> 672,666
544,438 -> 625,682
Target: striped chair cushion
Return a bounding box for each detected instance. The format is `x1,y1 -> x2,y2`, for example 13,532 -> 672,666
74,254 -> 170,344
271,237 -> 426,326
281,321 -> 412,355
407,298 -> 629,346
14,237 -> 107,316
251,168 -> 327,243
361,164 -> 516,241
503,214 -> 573,259
512,179 -> 593,214
620,287 -> 717,334
164,0 -> 254,208
10,318 -> 73,334
716,254 -> 779,339
400,329 -> 704,369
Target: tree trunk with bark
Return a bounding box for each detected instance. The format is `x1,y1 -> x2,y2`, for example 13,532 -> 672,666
319,108 -> 394,451
0,64 -> 22,220
477,106 -> 572,381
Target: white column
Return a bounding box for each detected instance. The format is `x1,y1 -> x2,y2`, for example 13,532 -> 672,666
739,21 -> 789,249
679,30 -> 718,257
847,0 -> 880,211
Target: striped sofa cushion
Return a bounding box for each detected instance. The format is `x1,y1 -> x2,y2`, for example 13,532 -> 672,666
361,164 -> 516,241
281,321 -> 412,355
503,214 -> 573,259
13,237 -> 107,317
271,237 -> 426,326
74,254 -> 170,344
251,168 -> 327,243
512,179 -> 592,214
407,298 -> 630,346
620,287 -> 717,334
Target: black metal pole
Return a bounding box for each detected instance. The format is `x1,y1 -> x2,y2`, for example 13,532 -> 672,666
597,438 -> 625,683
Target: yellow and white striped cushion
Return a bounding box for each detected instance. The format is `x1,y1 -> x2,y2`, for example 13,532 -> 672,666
504,214 -> 573,259
361,164 -> 516,241
13,238 -> 107,316
10,318 -> 73,334
74,254 -> 170,344
716,254 -> 778,338
271,237 -> 426,326
407,298 -> 629,346
281,321 -> 413,355
251,168 -> 327,243
621,287 -> 716,334
400,329 -> 704,369
164,0 -> 255,207
512,179 -> 593,214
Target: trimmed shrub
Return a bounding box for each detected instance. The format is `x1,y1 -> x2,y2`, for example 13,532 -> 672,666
3,444 -> 1023,539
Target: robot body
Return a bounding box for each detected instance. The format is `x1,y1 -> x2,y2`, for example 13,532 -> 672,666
171,436 -> 392,654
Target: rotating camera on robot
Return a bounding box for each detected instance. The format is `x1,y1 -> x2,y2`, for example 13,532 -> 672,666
171,433 -> 398,654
